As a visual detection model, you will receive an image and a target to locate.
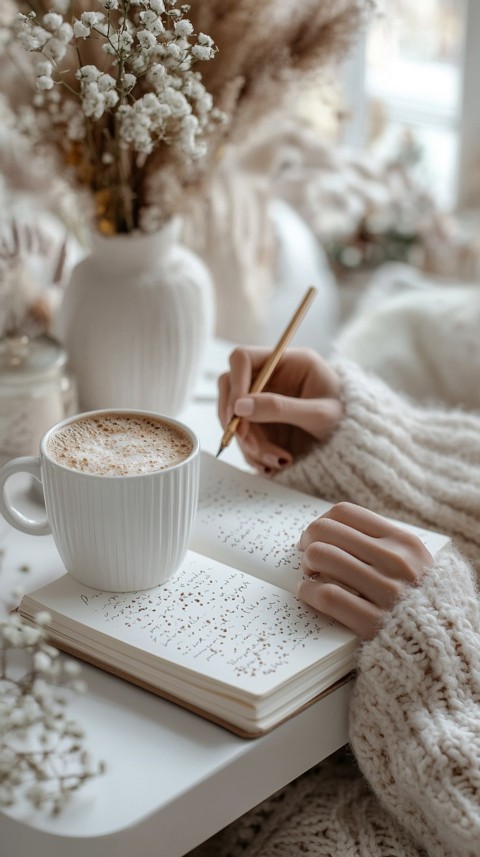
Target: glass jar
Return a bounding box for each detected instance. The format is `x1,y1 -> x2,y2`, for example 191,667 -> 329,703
0,334 -> 78,468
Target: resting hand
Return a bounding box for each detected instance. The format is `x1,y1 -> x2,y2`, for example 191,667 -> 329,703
218,347 -> 342,472
297,502 -> 433,640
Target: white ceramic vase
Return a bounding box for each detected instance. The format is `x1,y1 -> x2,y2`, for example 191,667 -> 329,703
58,222 -> 215,416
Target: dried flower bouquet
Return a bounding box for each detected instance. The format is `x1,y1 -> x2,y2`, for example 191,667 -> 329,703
5,0 -> 223,234
1,0 -> 372,236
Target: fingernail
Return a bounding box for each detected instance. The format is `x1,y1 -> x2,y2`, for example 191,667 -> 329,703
234,397 -> 254,417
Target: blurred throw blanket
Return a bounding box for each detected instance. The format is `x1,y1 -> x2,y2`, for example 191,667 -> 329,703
335,262 -> 480,408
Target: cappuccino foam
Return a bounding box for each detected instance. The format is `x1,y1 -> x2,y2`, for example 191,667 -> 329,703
47,413 -> 193,476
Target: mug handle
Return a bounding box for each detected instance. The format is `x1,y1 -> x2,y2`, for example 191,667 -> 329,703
0,457 -> 51,536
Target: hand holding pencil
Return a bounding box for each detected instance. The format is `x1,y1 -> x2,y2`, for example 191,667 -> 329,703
217,288 -> 344,473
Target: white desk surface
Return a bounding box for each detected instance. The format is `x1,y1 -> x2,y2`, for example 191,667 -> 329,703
0,340 -> 352,857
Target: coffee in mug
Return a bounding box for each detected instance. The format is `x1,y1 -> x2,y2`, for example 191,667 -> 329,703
47,412 -> 194,476
0,409 -> 200,592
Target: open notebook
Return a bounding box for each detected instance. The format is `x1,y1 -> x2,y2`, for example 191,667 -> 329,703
18,453 -> 450,737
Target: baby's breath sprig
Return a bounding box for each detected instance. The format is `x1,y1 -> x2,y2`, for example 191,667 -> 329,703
0,606 -> 104,815
6,0 -> 224,234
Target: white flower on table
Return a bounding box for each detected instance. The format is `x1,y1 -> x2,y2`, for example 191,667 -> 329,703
0,603 -> 104,814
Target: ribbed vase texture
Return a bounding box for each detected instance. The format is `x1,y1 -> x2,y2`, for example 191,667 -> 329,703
58,224 -> 215,416
42,453 -> 200,592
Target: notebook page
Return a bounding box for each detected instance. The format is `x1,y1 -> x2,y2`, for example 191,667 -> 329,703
20,553 -> 355,698
191,454 -> 331,593
191,454 -> 450,594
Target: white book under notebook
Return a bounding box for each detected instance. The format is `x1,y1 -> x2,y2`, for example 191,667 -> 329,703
18,453 -> 451,737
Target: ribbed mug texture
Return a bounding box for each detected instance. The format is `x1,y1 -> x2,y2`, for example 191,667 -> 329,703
42,457 -> 199,591
40,411 -> 200,592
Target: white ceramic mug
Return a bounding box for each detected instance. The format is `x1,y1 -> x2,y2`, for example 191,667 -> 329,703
0,409 -> 200,592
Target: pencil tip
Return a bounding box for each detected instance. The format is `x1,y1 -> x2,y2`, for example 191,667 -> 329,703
215,445 -> 223,459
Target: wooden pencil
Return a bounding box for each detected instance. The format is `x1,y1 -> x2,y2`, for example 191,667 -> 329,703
216,285 -> 318,457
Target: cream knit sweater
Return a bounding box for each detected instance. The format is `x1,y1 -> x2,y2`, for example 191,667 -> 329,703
188,360 -> 480,857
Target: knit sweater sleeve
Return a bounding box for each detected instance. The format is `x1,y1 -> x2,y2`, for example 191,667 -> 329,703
274,359 -> 480,573
271,362 -> 480,854
349,546 -> 480,857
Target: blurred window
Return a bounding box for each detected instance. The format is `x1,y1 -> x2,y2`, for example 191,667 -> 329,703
339,0 -> 480,211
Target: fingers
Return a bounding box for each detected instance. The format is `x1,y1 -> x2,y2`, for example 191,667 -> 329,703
218,383 -> 340,440
296,579 -> 383,640
238,429 -> 293,473
321,502 -> 397,539
296,502 -> 433,640
217,348 -> 343,473
218,348 -> 275,424
218,346 -> 341,427
233,393 -> 342,441
219,377 -> 294,472
299,503 -> 433,582
300,542 -> 403,610
226,348 -> 272,414
218,371 -> 232,427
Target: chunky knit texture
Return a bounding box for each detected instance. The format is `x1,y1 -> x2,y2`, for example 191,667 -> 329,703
352,549 -> 480,857
276,360 -> 480,575
188,360 -> 480,857
188,750 -> 421,857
